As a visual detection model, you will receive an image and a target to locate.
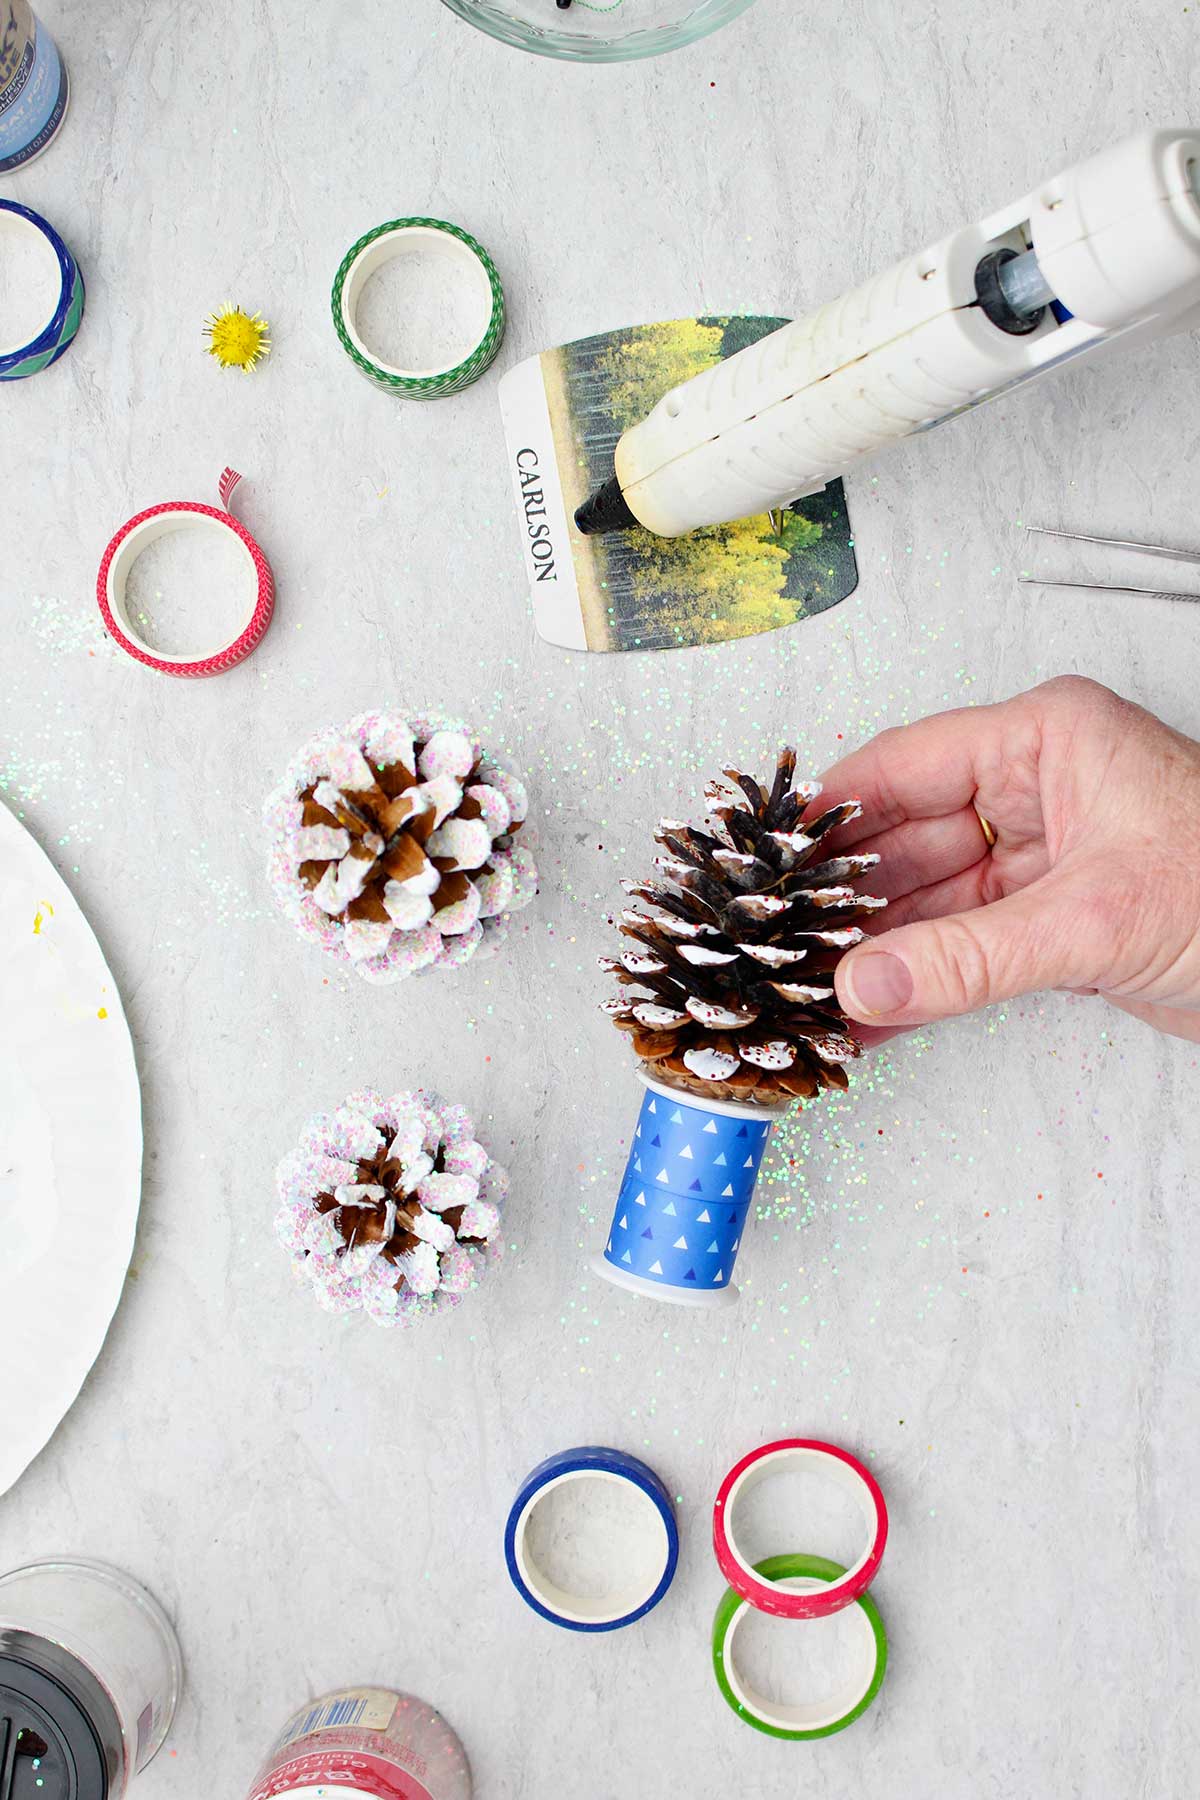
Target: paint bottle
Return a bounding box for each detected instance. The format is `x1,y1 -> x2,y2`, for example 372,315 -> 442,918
0,3 -> 69,173
245,1688 -> 472,1800
0,1558 -> 182,1797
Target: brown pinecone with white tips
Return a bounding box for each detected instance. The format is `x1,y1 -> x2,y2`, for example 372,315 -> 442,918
264,712 -> 538,984
599,748 -> 887,1106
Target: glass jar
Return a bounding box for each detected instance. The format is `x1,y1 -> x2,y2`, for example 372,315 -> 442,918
245,1687 -> 472,1800
439,0 -> 759,64
0,1558 -> 182,1795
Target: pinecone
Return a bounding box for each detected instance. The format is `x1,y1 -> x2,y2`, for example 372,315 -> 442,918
600,748 -> 886,1106
265,711 -> 537,983
275,1088 -> 508,1327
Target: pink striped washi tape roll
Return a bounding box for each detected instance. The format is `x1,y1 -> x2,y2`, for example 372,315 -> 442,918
713,1438 -> 888,1619
96,468 -> 275,677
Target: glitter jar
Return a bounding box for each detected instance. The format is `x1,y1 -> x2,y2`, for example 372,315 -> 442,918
440,0 -> 758,64
0,1558 -> 182,1796
244,1688 -> 472,1800
0,3 -> 70,173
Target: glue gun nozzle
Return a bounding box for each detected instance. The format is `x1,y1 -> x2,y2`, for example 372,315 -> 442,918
574,475 -> 638,536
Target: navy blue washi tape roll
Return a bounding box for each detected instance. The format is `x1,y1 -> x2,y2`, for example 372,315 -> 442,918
593,1075 -> 783,1307
504,1446 -> 679,1631
0,199 -> 84,380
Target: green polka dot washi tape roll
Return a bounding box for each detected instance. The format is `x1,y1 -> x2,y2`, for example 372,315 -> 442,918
331,217 -> 505,399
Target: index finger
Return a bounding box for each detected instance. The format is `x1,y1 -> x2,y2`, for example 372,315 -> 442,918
811,697 -> 1032,846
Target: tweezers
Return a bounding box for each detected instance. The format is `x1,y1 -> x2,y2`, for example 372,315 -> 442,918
1019,527 -> 1200,603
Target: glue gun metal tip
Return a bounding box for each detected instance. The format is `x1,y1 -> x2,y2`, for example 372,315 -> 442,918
574,475 -> 639,536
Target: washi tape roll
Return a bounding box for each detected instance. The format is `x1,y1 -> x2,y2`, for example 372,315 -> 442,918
331,216 -> 505,398
0,3 -> 69,173
593,1074 -> 784,1307
714,1440 -> 888,1619
0,200 -> 84,380
96,468 -> 275,678
504,1446 -> 679,1632
712,1553 -> 887,1740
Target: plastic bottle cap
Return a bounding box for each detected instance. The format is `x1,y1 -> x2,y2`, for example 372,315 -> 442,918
0,1654 -> 109,1799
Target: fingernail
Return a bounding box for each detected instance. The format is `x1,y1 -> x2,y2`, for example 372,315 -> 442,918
845,951 -> 913,1018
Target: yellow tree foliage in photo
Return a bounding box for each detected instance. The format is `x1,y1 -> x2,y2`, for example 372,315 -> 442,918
599,318 -> 725,439
589,320 -> 826,645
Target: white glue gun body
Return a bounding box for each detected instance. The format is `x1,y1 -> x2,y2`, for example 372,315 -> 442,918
582,130 -> 1200,538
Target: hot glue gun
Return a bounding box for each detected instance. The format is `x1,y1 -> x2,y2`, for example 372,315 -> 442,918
574,129 -> 1200,538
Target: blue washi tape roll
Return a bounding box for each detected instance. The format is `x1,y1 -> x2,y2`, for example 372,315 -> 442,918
0,200 -> 84,380
593,1075 -> 783,1307
504,1446 -> 679,1632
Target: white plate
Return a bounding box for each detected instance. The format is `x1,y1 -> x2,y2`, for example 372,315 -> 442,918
0,799 -> 142,1498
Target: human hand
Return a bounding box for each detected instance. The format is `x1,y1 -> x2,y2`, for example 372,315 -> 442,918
815,675 -> 1200,1044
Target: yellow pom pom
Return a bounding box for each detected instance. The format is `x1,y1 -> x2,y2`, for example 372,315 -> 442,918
203,304 -> 271,372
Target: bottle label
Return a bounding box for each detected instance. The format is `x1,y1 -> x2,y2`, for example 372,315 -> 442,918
273,1688 -> 399,1751
0,3 -> 68,172
246,1749 -> 435,1800
0,0 -> 31,92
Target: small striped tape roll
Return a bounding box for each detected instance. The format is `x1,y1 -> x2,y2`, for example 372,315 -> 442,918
504,1446 -> 679,1632
331,216 -> 505,399
712,1553 -> 888,1739
0,200 -> 84,380
96,469 -> 276,678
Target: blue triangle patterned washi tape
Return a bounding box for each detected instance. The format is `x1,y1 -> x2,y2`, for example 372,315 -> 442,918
599,1081 -> 776,1295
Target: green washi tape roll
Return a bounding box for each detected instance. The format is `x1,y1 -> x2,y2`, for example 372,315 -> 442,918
331,216 -> 505,399
712,1553 -> 887,1740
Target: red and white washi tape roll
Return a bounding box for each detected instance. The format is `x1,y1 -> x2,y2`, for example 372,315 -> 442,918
713,1438 -> 888,1619
97,467 -> 275,677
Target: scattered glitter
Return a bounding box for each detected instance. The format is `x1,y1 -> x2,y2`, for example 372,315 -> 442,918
4,519 -> 1181,1469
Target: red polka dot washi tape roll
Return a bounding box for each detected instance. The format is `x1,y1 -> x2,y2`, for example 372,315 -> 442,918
96,468 -> 275,677
713,1438 -> 888,1619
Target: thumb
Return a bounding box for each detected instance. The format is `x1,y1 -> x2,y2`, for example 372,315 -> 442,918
835,878 -> 1090,1027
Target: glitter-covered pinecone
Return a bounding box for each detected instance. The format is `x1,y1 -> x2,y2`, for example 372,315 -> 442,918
275,1088 -> 507,1327
265,711 -> 537,983
600,749 -> 886,1106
